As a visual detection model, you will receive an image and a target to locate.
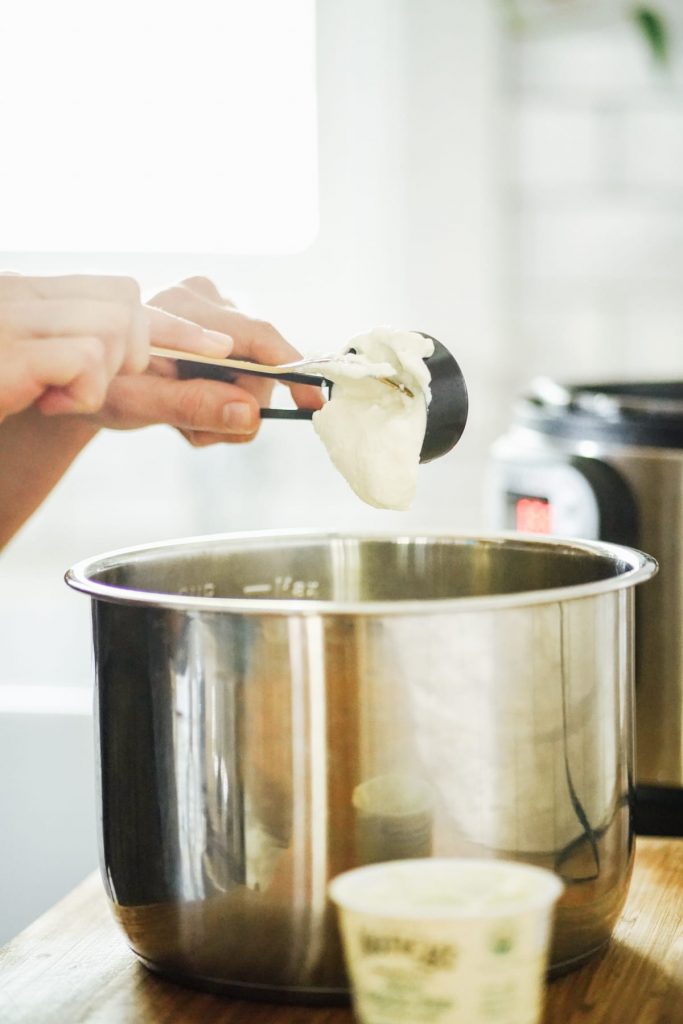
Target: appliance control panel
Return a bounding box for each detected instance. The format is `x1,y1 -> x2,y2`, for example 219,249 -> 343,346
488,447 -> 638,546
495,459 -> 600,537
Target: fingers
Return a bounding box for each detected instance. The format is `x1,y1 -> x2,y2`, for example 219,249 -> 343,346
0,274 -> 241,423
127,301 -> 150,376
144,305 -> 234,357
180,276 -> 237,309
147,280 -> 323,412
0,336 -> 109,419
97,373 -> 261,443
0,275 -> 148,376
200,312 -> 323,411
178,428 -> 256,448
0,299 -> 136,376
147,284 -> 238,337
0,273 -> 140,304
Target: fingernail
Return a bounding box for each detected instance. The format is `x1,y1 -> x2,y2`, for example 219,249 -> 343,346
202,329 -> 233,354
69,391 -> 103,414
223,402 -> 256,432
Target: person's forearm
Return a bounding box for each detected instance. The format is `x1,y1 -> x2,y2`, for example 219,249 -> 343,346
0,408 -> 99,548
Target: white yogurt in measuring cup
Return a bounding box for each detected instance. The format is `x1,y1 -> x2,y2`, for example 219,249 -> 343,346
311,327 -> 434,511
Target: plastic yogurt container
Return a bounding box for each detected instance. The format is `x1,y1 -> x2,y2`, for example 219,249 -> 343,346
329,857 -> 563,1024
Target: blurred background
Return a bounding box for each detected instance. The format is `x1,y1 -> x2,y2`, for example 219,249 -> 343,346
1,0 -> 682,942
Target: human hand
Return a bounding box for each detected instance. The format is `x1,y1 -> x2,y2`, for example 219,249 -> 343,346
0,274 -> 233,423
96,277 -> 324,446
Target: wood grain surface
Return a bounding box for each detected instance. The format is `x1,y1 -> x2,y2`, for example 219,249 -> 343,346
0,838 -> 681,1024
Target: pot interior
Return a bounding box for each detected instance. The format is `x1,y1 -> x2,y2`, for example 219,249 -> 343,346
74,534 -> 644,605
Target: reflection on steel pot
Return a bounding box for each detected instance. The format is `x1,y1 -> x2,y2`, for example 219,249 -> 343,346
65,532 -> 656,1003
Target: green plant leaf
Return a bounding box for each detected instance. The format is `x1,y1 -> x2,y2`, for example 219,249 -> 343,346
632,6 -> 669,64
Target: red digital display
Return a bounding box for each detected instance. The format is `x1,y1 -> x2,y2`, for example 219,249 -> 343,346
515,496 -> 553,534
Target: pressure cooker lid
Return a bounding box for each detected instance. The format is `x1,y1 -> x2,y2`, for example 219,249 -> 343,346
517,379 -> 683,447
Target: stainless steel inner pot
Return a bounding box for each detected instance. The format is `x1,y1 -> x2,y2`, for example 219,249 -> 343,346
66,532 -> 656,1002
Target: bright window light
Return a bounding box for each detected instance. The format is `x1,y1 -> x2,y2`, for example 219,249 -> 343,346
0,0 -> 318,253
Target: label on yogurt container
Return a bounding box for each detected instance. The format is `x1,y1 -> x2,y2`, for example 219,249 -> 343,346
339,910 -> 551,1024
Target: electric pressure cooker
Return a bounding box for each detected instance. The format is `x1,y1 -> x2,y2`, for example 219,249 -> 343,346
489,379 -> 683,837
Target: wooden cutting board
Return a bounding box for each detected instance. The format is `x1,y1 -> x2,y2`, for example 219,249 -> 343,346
0,838 -> 681,1023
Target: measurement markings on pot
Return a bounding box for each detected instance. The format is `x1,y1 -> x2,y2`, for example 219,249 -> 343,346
178,582 -> 216,597
243,577 -> 320,598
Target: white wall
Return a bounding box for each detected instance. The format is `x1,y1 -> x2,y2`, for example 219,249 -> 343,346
504,0 -> 683,389
0,709 -> 95,943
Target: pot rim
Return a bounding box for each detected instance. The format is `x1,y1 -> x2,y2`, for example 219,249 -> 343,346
64,529 -> 658,615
